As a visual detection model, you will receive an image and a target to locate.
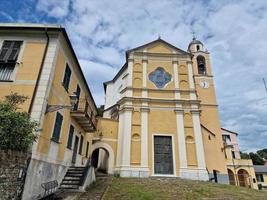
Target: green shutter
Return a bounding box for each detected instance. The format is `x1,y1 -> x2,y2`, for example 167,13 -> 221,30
0,41 -> 22,62
63,64 -> 71,91
67,125 -> 74,149
86,142 -> 89,158
52,112 -> 63,142
79,135 -> 84,155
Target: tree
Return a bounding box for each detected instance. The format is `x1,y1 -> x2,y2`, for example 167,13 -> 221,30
0,93 -> 38,151
240,151 -> 265,165
240,152 -> 250,159
249,152 -> 265,165
257,148 -> 267,160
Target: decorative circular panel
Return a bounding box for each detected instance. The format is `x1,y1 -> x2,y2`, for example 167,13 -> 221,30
148,67 -> 172,88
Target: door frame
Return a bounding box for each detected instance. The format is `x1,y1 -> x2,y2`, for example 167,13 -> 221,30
152,133 -> 176,177
72,135 -> 79,165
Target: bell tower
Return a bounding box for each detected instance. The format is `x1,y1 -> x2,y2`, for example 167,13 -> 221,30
188,38 -> 229,183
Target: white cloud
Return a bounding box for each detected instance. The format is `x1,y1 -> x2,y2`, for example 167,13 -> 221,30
36,0 -> 70,18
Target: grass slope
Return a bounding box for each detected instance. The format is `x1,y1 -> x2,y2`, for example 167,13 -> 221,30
103,178 -> 267,200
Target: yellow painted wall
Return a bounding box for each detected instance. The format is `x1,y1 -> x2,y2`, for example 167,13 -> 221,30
147,43 -> 173,54
37,47 -> 94,164
184,112 -> 197,167
0,42 -> 46,111
94,118 -> 118,162
131,110 -> 141,165
133,61 -> 143,97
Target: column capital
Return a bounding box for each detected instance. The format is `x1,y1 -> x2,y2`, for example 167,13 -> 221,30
187,61 -> 193,64
174,109 -> 184,114
172,60 -> 179,64
142,58 -> 148,63
119,106 -> 134,113
190,110 -> 201,115
140,107 -> 150,112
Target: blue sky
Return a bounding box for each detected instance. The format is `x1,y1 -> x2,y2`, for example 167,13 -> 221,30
0,0 -> 267,152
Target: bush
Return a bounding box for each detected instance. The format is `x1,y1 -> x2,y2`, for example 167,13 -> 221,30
0,93 -> 38,151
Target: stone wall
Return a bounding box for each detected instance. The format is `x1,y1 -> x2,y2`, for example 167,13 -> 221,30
22,158 -> 68,200
0,150 -> 31,200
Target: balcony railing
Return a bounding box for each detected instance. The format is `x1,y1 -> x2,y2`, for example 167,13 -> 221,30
70,97 -> 97,132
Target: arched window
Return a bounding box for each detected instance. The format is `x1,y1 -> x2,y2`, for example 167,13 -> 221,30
196,45 -> 200,51
197,55 -> 206,75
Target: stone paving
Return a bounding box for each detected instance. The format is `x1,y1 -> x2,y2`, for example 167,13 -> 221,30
79,174 -> 112,200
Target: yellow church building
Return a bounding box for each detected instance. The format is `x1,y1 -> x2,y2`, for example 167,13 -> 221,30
92,37 -> 229,183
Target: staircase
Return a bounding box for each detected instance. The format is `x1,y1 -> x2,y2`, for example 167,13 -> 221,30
60,166 -> 86,190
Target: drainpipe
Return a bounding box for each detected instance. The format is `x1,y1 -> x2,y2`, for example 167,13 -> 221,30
28,28 -> 50,114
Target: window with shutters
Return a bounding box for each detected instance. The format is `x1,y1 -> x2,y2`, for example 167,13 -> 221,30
85,141 -> 89,158
256,174 -> 264,182
79,134 -> 83,155
62,64 -> 71,91
0,40 -> 23,81
52,112 -> 63,142
67,125 -> 74,149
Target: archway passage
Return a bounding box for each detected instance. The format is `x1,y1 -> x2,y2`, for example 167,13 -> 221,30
227,169 -> 236,185
238,169 -> 250,187
91,148 -> 109,174
91,142 -> 115,174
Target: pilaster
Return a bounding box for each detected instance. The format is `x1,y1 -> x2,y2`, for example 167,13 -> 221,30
30,37 -> 59,155
173,59 -> 180,99
126,56 -> 133,97
174,109 -> 187,170
140,107 -> 149,168
191,110 -> 209,180
142,58 -> 148,98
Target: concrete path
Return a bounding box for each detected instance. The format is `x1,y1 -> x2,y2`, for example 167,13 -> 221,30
79,173 -> 112,200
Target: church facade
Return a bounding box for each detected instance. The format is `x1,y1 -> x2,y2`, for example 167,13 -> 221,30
93,38 -> 229,183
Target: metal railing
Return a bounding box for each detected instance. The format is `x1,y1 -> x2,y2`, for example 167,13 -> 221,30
71,97 -> 97,130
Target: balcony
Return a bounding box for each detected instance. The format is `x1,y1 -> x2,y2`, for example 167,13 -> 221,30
70,98 -> 97,132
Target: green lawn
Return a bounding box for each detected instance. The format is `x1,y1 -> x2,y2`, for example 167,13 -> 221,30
103,177 -> 267,200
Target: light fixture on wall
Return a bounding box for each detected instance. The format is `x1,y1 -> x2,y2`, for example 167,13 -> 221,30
45,93 -> 78,113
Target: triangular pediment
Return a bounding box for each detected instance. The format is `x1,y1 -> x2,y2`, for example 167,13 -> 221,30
127,38 -> 190,55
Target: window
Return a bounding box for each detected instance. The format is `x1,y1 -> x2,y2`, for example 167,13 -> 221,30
197,55 -> 206,75
0,40 -> 22,81
79,134 -> 84,155
85,141 -> 89,158
231,151 -> 236,159
256,174 -> 264,182
222,135 -> 231,143
67,125 -> 74,149
62,64 -> 71,91
196,45 -> 200,51
52,112 -> 63,142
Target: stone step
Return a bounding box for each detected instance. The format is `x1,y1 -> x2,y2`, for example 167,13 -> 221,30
61,182 -> 80,186
68,167 -> 85,170
59,185 -> 79,190
61,180 -> 80,184
66,173 -> 83,176
63,176 -> 81,180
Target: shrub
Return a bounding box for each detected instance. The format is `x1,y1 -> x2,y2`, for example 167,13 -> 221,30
0,93 -> 38,151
